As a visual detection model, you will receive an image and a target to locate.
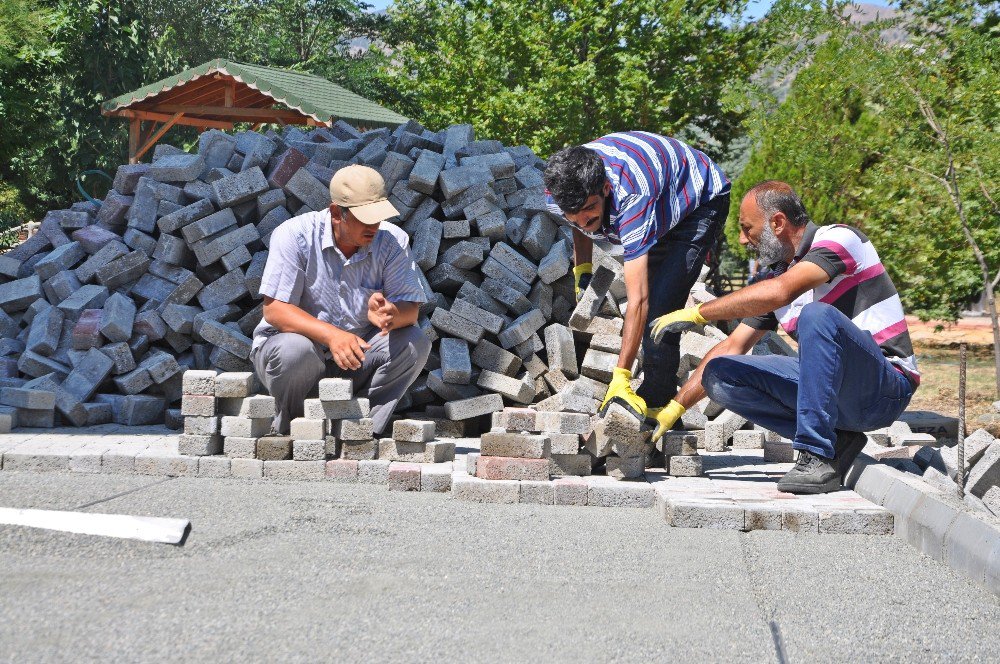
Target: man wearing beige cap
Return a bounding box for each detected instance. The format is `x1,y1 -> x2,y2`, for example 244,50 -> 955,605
251,165 -> 431,435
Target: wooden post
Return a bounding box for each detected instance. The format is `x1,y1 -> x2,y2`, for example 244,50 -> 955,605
224,80 -> 235,108
133,112 -> 185,163
128,118 -> 141,164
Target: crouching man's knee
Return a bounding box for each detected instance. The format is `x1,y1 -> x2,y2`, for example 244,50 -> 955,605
254,333 -> 325,391
702,356 -> 743,406
390,324 -> 431,369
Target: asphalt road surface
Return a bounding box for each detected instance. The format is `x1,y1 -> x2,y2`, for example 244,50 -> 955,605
0,472 -> 997,662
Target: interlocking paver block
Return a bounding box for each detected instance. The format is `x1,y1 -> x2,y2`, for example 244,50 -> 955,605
222,416 -> 271,438
668,454 -> 704,477
452,474 -> 519,503
224,436 -> 258,458
586,477 -> 655,508
392,419 -> 435,443
476,456 -> 549,481
212,166 -> 269,207
325,459 -> 359,482
256,436 -> 292,461
553,477 -> 588,505
231,457 -> 264,478
481,432 -> 550,459
388,462 -> 422,491
182,370 -> 217,396
318,378 -> 353,401
293,439 -> 326,461
303,397 -> 369,420
439,338 -> 472,385
333,418 -> 373,441
178,434 -> 223,456
358,459 -> 391,484
263,460 -> 325,480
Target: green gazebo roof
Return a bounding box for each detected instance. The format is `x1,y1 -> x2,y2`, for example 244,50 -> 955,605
101,59 -> 408,128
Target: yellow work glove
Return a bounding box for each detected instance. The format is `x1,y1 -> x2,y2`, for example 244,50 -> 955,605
573,263 -> 593,301
651,400 -> 686,441
649,304 -> 708,343
599,367 -> 647,419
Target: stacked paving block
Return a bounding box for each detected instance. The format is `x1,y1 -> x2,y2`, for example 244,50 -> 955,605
180,369 -> 276,459
378,418 -> 455,464
586,403 -> 652,480
475,408 -> 553,482
296,377 -> 373,461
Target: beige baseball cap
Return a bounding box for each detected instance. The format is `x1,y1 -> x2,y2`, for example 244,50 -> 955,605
329,164 -> 399,225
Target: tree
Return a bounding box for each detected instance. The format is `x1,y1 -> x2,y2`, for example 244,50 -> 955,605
383,0 -> 764,156
0,1 -> 165,213
0,0 -> 62,222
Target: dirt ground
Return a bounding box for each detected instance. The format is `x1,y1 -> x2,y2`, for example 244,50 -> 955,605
904,316 -> 997,427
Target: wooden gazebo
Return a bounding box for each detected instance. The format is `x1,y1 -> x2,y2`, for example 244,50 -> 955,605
101,59 -> 409,163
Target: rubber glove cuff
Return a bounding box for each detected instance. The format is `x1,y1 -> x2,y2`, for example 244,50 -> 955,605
653,399 -> 687,440
573,263 -> 594,299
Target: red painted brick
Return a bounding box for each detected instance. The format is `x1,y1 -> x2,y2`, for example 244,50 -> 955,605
267,148 -> 309,188
71,309 -> 103,350
388,461 -> 421,491
476,456 -> 549,481
325,459 -> 358,482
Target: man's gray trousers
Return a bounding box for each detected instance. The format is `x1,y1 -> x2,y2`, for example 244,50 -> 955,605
251,325 -> 431,436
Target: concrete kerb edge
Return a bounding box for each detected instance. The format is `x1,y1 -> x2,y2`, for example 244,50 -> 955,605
846,453 -> 1000,596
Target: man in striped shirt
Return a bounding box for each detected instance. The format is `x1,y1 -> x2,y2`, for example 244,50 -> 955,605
544,132 -> 731,422
649,181 -> 918,494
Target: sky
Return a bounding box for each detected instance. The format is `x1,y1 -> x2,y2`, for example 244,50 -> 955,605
365,0 -> 893,21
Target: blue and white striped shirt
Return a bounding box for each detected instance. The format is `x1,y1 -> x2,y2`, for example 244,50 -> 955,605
253,209 -> 427,350
546,131 -> 730,260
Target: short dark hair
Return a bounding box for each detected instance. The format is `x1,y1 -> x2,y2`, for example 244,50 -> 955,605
747,180 -> 810,227
543,146 -> 606,213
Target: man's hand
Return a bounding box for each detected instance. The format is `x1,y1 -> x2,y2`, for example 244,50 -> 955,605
573,263 -> 593,301
367,292 -> 397,335
651,400 -> 686,440
327,327 -> 371,370
600,367 -> 647,419
649,305 -> 708,343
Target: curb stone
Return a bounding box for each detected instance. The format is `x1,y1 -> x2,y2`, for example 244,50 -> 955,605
847,453 -> 1000,596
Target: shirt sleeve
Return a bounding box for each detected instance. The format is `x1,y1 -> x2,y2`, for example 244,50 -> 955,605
381,235 -> 429,304
800,226 -> 864,281
742,311 -> 779,332
258,221 -> 305,304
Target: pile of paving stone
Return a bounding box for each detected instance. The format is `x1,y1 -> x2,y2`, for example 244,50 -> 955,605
0,116 -> 799,474
0,119 -> 585,430
863,415 -> 1000,518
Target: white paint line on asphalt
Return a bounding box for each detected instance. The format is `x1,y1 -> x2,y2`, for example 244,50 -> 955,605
0,507 -> 190,545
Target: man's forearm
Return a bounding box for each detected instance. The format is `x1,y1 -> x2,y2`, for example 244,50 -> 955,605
673,340 -> 736,409
572,227 -> 593,266
389,301 -> 420,328
673,325 -> 766,409
619,255 -> 650,371
617,296 -> 646,370
698,263 -> 830,322
263,298 -> 340,346
698,279 -> 788,321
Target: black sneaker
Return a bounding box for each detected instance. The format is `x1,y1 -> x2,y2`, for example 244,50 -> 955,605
777,450 -> 840,494
832,429 -> 867,481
